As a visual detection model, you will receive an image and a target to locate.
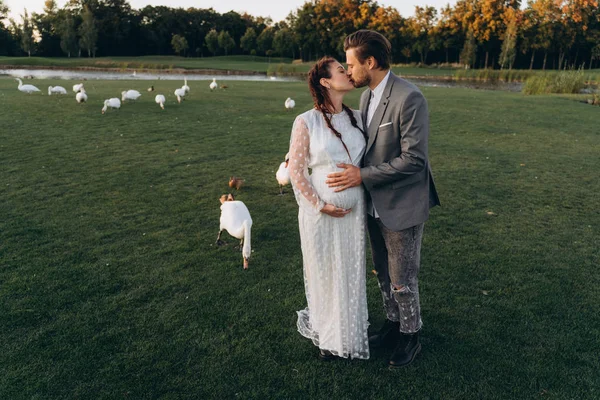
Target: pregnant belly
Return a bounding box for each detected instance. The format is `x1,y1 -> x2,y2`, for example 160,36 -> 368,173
311,169 -> 362,209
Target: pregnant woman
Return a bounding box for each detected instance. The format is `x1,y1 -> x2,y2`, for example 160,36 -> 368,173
288,57 -> 369,360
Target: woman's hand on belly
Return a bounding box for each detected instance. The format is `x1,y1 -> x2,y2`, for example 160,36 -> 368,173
320,203 -> 352,218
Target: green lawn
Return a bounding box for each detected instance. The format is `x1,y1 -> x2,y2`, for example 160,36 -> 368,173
1,77 -> 598,399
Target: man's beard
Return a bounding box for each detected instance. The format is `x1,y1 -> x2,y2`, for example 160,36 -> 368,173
351,74 -> 370,88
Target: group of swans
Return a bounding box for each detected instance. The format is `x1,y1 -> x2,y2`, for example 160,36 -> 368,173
14,77 -> 188,110
103,78 -> 190,113
16,77 -> 237,109
17,79 -> 89,103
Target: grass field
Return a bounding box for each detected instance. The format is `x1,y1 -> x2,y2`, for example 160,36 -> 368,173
1,77 -> 599,399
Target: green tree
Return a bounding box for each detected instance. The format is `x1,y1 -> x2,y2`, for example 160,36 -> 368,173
289,1 -> 320,60
520,7 -> 540,69
529,0 -> 561,70
91,0 -> 136,56
0,0 -> 19,56
401,46 -> 412,63
217,30 -> 235,56
460,28 -> 477,68
78,5 -> 97,57
32,0 -> 62,56
60,14 -> 78,57
205,28 -> 219,55
367,6 -> 406,63
256,27 -> 274,56
405,6 -> 438,65
20,9 -> 34,56
499,8 -> 519,69
273,27 -> 294,57
171,34 -> 188,56
591,43 -> 600,69
436,4 -> 462,64
451,0 -> 518,68
240,27 -> 257,54
0,0 -> 8,19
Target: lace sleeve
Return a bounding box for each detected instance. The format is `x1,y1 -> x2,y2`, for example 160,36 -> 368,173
289,116 -> 325,211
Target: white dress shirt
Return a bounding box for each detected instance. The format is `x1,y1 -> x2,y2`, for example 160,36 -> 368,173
366,70 -> 391,128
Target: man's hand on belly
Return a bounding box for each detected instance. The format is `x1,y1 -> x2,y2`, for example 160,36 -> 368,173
326,163 -> 362,193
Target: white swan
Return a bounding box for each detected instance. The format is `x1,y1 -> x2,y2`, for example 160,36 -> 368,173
285,97 -> 295,110
76,88 -> 87,103
182,78 -> 190,94
217,194 -> 253,269
15,78 -> 40,94
174,87 -> 186,103
48,86 -> 67,95
121,90 -> 141,101
73,83 -> 84,93
102,98 -> 121,114
155,94 -> 166,110
276,152 -> 291,195
209,78 -> 218,91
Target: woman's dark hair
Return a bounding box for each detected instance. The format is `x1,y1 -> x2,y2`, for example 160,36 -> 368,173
307,56 -> 366,160
343,29 -> 391,70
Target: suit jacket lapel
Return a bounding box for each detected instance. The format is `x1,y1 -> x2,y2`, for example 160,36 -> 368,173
365,74 -> 395,154
359,89 -> 369,132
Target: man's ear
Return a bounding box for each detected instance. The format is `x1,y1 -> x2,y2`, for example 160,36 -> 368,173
367,56 -> 378,70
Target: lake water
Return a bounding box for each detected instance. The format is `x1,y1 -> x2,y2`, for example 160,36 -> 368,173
0,68 -> 299,82
0,68 -> 524,91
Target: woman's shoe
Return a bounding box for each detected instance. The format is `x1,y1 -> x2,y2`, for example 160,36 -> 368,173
318,349 -> 336,361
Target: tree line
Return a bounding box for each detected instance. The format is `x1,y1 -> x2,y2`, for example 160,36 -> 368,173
1,0 -> 599,70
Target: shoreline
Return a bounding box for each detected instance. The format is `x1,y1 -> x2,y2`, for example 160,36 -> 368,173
0,64 -> 266,76
0,64 -> 519,83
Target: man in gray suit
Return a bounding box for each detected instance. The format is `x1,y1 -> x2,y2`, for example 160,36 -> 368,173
327,30 -> 440,368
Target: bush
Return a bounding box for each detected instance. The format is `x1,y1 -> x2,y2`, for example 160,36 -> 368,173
522,75 -> 551,94
267,63 -> 296,76
523,69 -> 587,95
454,68 -> 538,82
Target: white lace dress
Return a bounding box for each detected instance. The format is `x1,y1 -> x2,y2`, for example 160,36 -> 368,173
289,108 -> 369,360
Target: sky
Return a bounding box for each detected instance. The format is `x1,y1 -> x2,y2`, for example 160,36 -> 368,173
5,0 -> 458,23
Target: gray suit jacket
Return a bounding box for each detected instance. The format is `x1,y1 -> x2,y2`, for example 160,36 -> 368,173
360,72 -> 440,232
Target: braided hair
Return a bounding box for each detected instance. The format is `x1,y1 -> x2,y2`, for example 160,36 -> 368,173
307,57 -> 366,161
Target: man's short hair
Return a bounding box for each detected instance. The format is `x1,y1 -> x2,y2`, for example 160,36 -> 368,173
344,30 -> 391,70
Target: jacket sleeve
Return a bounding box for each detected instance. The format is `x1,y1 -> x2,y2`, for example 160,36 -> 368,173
360,90 -> 428,190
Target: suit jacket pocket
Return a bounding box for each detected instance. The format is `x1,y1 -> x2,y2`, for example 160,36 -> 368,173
377,125 -> 396,145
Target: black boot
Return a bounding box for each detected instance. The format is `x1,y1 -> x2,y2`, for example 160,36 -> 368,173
388,330 -> 421,368
368,319 -> 400,348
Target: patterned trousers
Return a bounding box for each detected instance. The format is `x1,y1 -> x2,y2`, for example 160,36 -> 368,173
367,215 -> 424,334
